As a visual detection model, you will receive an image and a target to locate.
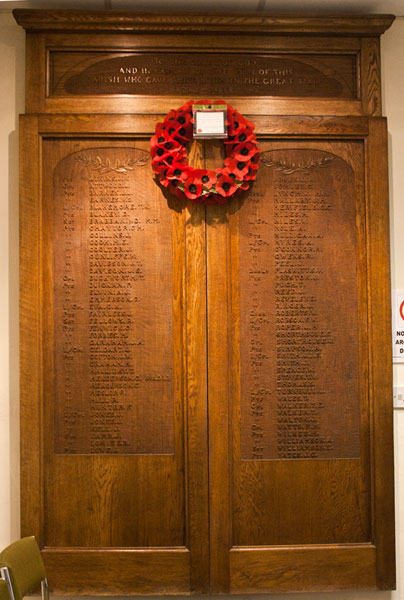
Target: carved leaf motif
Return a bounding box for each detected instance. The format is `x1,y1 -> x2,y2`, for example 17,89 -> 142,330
75,148 -> 149,174
261,153 -> 333,174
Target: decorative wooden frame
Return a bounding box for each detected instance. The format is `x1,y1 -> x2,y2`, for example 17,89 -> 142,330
16,11 -> 395,595
14,11 -> 394,117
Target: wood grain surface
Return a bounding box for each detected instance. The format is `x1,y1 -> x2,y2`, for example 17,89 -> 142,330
49,51 -> 357,100
15,14 -> 393,116
205,123 -> 394,592
17,11 -> 395,595
14,10 -> 394,35
21,118 -> 210,593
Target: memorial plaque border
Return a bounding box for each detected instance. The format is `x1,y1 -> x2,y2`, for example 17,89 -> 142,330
13,11 -> 394,117
205,116 -> 394,592
20,114 -> 210,594
17,11 -> 395,594
46,49 -> 359,101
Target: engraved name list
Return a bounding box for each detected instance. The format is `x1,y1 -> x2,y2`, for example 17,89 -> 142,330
52,145 -> 174,455
239,147 -> 361,460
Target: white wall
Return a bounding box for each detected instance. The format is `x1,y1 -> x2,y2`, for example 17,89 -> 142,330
0,9 -> 403,599
0,10 -> 24,549
382,18 -> 404,600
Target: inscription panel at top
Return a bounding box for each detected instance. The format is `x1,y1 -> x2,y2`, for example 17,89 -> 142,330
49,51 -> 357,98
239,146 -> 362,460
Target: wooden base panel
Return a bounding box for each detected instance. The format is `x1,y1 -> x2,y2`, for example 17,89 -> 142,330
43,548 -> 190,595
230,545 -> 377,593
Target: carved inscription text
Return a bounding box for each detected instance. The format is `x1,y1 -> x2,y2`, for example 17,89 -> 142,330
53,146 -> 174,455
50,51 -> 357,98
239,147 -> 361,460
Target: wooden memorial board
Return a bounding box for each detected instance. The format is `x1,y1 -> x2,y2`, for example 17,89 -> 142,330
48,51 -> 357,99
16,10 -> 395,596
20,116 -> 210,594
14,11 -> 394,116
239,145 -> 361,461
206,118 -> 394,592
51,144 -> 174,456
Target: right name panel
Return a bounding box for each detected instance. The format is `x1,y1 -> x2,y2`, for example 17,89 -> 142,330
234,141 -> 369,547
239,145 -> 362,462
215,126 -> 394,592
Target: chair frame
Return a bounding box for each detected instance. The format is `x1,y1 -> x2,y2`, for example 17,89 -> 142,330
0,566 -> 49,600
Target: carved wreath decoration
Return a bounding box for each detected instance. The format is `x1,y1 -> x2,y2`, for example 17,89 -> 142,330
150,100 -> 261,204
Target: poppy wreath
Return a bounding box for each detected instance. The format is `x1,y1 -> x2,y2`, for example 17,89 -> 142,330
150,100 -> 261,205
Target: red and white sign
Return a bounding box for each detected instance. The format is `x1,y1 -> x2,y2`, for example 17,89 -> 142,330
392,289 -> 404,362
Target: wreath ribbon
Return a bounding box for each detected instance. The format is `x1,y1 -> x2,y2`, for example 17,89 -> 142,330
150,100 -> 260,205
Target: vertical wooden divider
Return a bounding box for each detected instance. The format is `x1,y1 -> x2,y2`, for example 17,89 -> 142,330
366,118 -> 395,589
205,141 -> 232,593
185,140 -> 210,592
19,115 -> 43,544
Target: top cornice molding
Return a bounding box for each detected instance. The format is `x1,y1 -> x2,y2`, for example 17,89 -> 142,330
13,10 -> 395,36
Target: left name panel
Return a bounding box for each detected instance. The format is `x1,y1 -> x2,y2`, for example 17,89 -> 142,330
48,142 -> 175,455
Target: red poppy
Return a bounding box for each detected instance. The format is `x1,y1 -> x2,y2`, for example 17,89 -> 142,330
233,142 -> 258,161
227,111 -> 246,131
190,169 -> 217,189
221,168 -> 238,183
151,101 -> 260,206
161,119 -> 193,143
157,165 -> 170,187
216,174 -> 238,197
150,129 -> 174,148
225,127 -> 255,146
161,152 -> 185,169
153,122 -> 166,135
173,107 -> 194,127
250,151 -> 261,166
166,163 -> 192,182
150,138 -> 183,160
160,120 -> 177,136
175,109 -> 193,123
165,109 -> 180,122
174,123 -> 194,143
152,153 -> 181,173
184,178 -> 203,201
244,166 -> 259,181
224,157 -> 250,179
151,158 -> 163,173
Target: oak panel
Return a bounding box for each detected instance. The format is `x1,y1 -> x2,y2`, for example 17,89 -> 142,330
206,123 -> 393,592
13,14 -> 393,116
361,38 -> 382,116
20,119 -> 210,593
49,50 -> 357,100
239,147 -> 361,461
17,10 -> 395,591
366,119 -> 395,589
232,140 -> 369,546
230,545 -> 377,592
14,11 -> 394,35
43,548 -> 190,595
19,116 -> 43,544
42,138 -> 182,547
